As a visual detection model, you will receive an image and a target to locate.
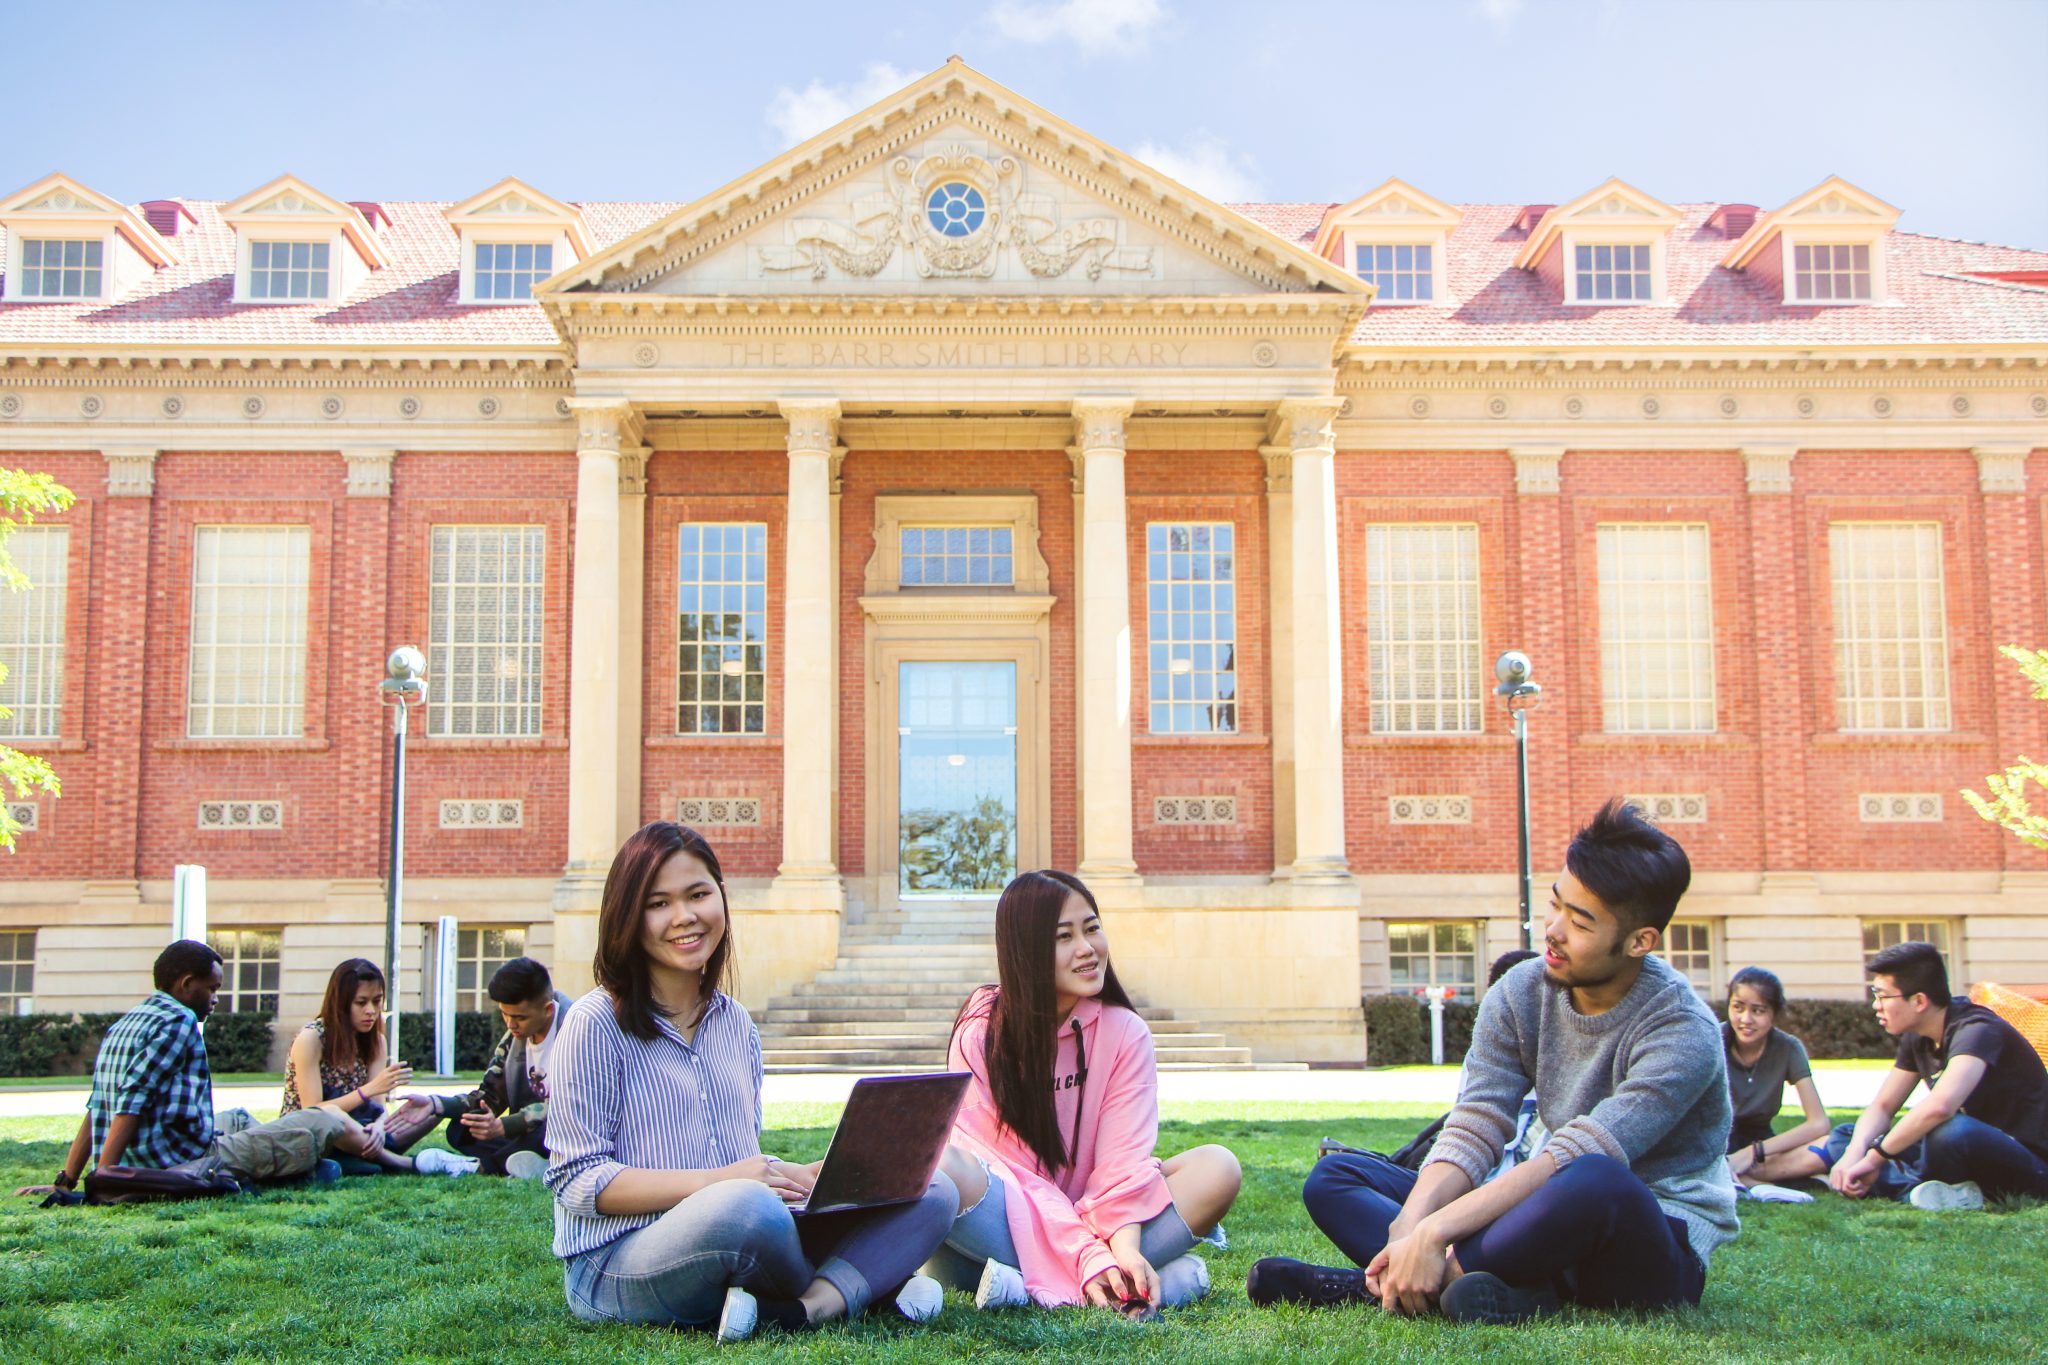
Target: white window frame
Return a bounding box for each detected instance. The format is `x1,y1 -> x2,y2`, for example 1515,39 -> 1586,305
900,524 -> 1015,588
1350,240 -> 1436,303
1565,236 -> 1663,305
1788,240 -> 1873,303
187,525 -> 312,739
1662,919 -> 1717,997
208,928 -> 282,1014
426,525 -> 546,739
1145,521 -> 1238,735
1597,522 -> 1717,734
466,238 -> 557,304
1781,230 -> 1888,305
0,929 -> 33,1012
454,926 -> 527,1011
1862,918 -> 1958,984
677,522 -> 768,736
1387,920 -> 1482,1003
1830,522 -> 1950,733
12,236 -> 107,301
1366,523 -> 1484,734
0,525 -> 69,740
234,229 -> 342,304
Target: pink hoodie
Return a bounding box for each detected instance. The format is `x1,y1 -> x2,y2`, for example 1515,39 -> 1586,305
947,990 -> 1174,1305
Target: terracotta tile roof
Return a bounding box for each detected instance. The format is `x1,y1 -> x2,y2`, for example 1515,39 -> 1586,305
2,196 -> 2042,353
1231,201 -> 2048,349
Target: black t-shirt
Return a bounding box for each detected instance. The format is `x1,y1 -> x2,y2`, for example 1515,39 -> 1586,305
1895,1000 -> 2048,1159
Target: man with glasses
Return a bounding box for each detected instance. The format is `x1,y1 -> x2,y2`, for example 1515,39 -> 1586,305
1773,941 -> 2048,1209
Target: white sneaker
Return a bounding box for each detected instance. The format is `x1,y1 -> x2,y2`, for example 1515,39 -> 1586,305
503,1150 -> 548,1181
1908,1179 -> 1985,1211
894,1273 -> 944,1323
716,1286 -> 758,1344
974,1259 -> 1029,1311
412,1148 -> 479,1177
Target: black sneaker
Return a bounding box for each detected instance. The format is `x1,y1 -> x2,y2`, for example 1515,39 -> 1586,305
1246,1257 -> 1378,1309
1440,1271 -> 1560,1325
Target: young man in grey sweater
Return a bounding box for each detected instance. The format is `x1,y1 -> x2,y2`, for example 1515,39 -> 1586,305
1251,799 -> 1738,1325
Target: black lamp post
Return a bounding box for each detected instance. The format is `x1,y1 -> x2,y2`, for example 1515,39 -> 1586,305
379,646 -> 427,1066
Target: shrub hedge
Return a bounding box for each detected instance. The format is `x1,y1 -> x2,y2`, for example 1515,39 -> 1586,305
0,1011 -> 274,1077
395,1011 -> 499,1072
1363,992 -> 1897,1065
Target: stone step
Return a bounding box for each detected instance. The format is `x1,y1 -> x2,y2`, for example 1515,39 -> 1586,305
837,945 -> 999,961
757,1016 -> 1216,1038
760,1043 -> 1262,1069
806,968 -> 1003,986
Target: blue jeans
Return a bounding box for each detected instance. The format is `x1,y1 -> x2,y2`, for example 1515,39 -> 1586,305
1302,1150 -> 1705,1311
926,1167 -> 1216,1306
1821,1115 -> 2048,1201
564,1175 -> 959,1328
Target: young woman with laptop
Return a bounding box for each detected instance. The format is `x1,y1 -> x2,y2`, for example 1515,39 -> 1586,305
931,868 -> 1243,1317
541,821 -> 959,1343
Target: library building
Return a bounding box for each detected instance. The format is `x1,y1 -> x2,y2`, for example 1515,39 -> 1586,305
2,60 -> 2045,1065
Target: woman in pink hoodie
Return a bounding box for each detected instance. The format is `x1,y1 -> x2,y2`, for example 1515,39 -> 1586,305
930,869 -> 1241,1316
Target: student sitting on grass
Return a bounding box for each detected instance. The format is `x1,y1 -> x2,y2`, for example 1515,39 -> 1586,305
1769,941 -> 2048,1210
280,958 -> 475,1177
395,956 -> 571,1179
544,821 -> 957,1343
1720,966 -> 1830,1188
928,869 -> 1241,1319
1249,799 -> 1737,1325
27,941 -> 415,1196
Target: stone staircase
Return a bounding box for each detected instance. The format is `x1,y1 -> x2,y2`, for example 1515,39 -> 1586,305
757,908 -> 1295,1072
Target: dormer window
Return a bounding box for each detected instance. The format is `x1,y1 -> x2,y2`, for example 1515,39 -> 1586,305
1722,176 -> 1898,307
248,240 -> 331,300
1313,179 -> 1461,307
1791,242 -> 1872,302
1574,243 -> 1652,302
0,173 -> 175,306
1354,243 -> 1434,302
473,241 -> 554,301
444,178 -> 591,306
222,175 -> 388,306
18,238 -> 104,299
1514,178 -> 1680,307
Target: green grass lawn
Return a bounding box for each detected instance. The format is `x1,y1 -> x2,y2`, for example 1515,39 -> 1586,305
3,1102 -> 2044,1364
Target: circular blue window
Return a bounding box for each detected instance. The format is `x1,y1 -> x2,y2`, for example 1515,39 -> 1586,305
925,182 -> 987,238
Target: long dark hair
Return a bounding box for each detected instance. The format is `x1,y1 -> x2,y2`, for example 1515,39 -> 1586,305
954,869 -> 1135,1176
595,821 -> 735,1041
318,958 -> 386,1071
1728,965 -> 1787,1016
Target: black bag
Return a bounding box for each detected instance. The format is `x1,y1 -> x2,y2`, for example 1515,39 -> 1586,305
1388,1113 -> 1448,1171
82,1164 -> 241,1205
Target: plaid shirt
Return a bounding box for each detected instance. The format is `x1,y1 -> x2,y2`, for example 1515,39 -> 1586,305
88,992 -> 215,1168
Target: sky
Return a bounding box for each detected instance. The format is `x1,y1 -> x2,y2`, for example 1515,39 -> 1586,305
3,0 -> 2044,248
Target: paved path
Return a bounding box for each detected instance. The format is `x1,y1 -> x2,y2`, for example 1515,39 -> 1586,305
0,1064 -> 1896,1121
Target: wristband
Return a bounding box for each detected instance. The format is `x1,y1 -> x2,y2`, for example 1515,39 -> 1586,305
1751,1141 -> 1767,1165
1872,1136 -> 1897,1162
53,1169 -> 76,1191
353,1087 -> 367,1106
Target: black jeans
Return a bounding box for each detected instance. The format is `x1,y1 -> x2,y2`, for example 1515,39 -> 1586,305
449,1118 -> 548,1176
1302,1150 -> 1706,1311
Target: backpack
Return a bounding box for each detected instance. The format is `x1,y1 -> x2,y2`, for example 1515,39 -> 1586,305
82,1164 -> 241,1205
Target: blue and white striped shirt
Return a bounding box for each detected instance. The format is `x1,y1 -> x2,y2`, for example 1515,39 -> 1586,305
543,987 -> 764,1259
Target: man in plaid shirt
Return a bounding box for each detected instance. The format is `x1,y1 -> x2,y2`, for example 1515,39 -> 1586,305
34,941 -> 412,1195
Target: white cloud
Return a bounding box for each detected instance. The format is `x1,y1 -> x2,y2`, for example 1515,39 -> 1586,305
1130,135 -> 1263,204
1475,0 -> 1525,33
988,0 -> 1165,57
765,63 -> 914,146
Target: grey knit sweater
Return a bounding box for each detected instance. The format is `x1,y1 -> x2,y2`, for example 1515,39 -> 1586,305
1425,953 -> 1739,1264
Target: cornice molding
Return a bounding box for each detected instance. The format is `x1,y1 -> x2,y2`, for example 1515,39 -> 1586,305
343,447 -> 396,498
858,592 -> 1056,627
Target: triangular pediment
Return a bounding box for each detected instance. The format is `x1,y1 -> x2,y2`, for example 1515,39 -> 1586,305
445,177 -> 593,257
223,174 -> 390,269
1514,177 -> 1680,267
542,60 -> 1364,303
1313,179 -> 1461,257
0,172 -> 177,267
1723,176 -> 1899,269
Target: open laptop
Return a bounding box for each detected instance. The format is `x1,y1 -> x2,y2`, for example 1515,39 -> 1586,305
786,1072 -> 972,1217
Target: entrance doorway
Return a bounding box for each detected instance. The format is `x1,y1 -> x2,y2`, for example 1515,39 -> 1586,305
898,662 -> 1017,897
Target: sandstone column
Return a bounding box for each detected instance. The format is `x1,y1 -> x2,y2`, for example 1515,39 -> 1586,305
1261,443 -> 1297,876
1975,445 -> 2047,878
1074,399 -> 1139,884
616,444 -> 648,846
83,447 -> 158,907
553,402 -> 635,993
1743,446 -> 1812,879
772,401 -> 843,908
1276,400 -> 1350,882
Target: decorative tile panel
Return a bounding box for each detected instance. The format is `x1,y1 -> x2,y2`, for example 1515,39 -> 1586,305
5,802 -> 37,832
1859,793 -> 1943,824
675,796 -> 763,827
439,799 -> 524,830
1153,795 -> 1236,826
1629,794 -> 1709,824
1388,795 -> 1472,825
198,800 -> 283,831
